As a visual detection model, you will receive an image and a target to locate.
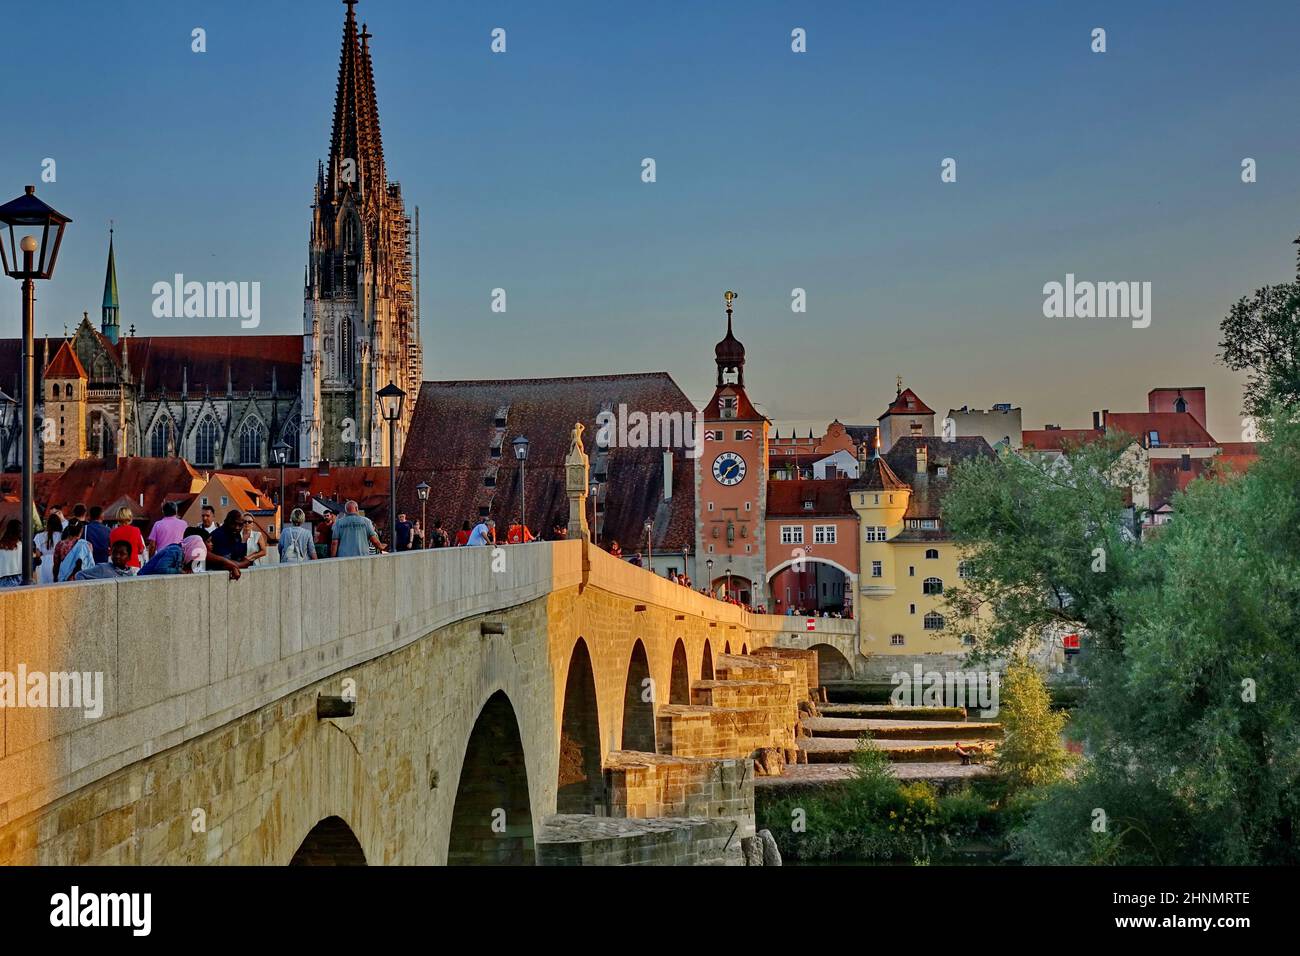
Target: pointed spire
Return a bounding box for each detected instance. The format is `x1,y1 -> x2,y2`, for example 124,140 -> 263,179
326,0 -> 385,206
102,225 -> 120,344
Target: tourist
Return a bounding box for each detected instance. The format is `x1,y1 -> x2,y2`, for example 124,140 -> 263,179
629,552 -> 642,567
147,501 -> 188,555
331,500 -> 384,557
454,520 -> 472,547
140,534 -> 241,580
241,516 -> 268,566
85,506 -> 112,564
429,518 -> 450,549
0,519 -> 23,587
608,540 -> 622,559
109,507 -> 147,570
465,517 -> 495,546
33,512 -> 62,584
315,511 -> 335,558
199,505 -> 219,535
410,521 -> 424,551
278,509 -> 315,564
210,510 -> 249,563
394,513 -> 412,551
505,521 -> 533,544
75,539 -> 136,581
71,503 -> 87,523
55,521 -> 95,581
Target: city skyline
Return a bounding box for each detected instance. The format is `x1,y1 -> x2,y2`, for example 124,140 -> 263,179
4,0 -> 1299,442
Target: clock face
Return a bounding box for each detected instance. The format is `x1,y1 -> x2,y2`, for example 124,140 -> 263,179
712,452 -> 747,486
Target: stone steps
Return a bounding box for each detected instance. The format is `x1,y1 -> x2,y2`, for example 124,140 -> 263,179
802,716 -> 1002,740
798,736 -> 996,764
819,703 -> 969,721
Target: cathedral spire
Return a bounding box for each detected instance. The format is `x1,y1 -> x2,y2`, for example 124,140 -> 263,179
326,0 -> 385,206
102,225 -> 120,345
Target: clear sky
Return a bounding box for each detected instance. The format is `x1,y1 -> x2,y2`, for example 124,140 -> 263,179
3,0 -> 1298,442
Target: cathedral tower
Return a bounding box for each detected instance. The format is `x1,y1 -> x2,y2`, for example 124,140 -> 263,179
101,227 -> 120,345
302,0 -> 420,466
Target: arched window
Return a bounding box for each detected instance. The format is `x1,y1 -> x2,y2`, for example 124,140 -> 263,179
64,383 -> 73,398
281,417 -> 300,464
194,416 -> 220,466
238,418 -> 265,466
923,577 -> 943,595
925,548 -> 939,560
150,418 -> 175,458
1174,396 -> 1187,413
339,317 -> 353,379
923,612 -> 944,630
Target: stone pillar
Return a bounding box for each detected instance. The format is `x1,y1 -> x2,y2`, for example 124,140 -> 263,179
565,422 -> 590,540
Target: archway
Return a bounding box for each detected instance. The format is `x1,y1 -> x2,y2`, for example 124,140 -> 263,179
669,639 -> 690,705
557,638 -> 604,813
767,557 -> 856,617
289,816 -> 366,866
711,573 -> 755,605
741,643 -> 749,655
724,641 -> 731,654
701,639 -> 714,680
621,639 -> 655,752
809,643 -> 854,683
448,691 -> 535,865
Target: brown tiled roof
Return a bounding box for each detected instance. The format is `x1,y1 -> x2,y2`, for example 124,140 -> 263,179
46,341 -> 88,380
701,384 -> 765,422
765,478 -> 855,517
397,373 -> 698,549
126,335 -> 302,393
1149,458 -> 1211,511
852,455 -> 909,492
884,436 -> 996,521
34,457 -> 203,520
1022,428 -> 1103,451
222,466 -> 393,522
880,388 -> 934,418
1106,412 -> 1216,448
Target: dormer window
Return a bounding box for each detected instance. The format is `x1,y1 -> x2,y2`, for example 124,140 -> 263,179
720,396 -> 738,420
802,500 -> 814,511
1148,431 -> 1160,447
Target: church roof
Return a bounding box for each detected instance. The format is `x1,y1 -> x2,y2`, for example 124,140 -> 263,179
398,372 -> 698,549
46,340 -> 88,380
880,388 -> 934,418
125,335 -> 302,394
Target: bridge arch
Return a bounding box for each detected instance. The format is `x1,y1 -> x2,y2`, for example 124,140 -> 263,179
669,639 -> 690,705
290,816 -> 367,866
767,556 -> 857,617
621,639 -> 656,751
557,638 -> 604,813
447,690 -> 535,865
701,639 -> 714,680
809,642 -> 854,683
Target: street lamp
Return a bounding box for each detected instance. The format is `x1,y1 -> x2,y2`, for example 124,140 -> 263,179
377,381 -> 405,550
0,186 -> 71,586
682,545 -> 689,579
588,479 -> 600,545
272,439 -> 291,541
416,480 -> 430,548
512,434 -> 529,541
726,565 -> 733,602
644,518 -> 653,573
706,558 -> 714,597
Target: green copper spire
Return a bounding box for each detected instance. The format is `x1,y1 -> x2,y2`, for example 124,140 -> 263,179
102,226 -> 120,344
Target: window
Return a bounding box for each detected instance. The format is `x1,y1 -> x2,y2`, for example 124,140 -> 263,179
150,418 -> 176,458
909,566 -> 915,577
194,415 -> 220,466
865,526 -> 887,542
238,418 -> 266,466
813,525 -> 836,544
925,548 -> 939,560
1174,396 -> 1187,413
708,502 -> 714,512
1148,430 -> 1160,447
923,612 -> 945,630
923,577 -> 943,595
890,634 -> 905,647
910,422 -> 923,435
744,502 -> 751,511
961,634 -> 976,646
780,525 -> 804,545
220,496 -> 229,507
201,496 -> 209,506
958,561 -> 973,579
937,466 -> 948,478
280,418 -> 300,464
802,500 -> 814,511
339,317 -> 353,379
721,396 -> 737,419
871,560 -> 882,578
909,603 -> 916,614
734,429 -> 747,441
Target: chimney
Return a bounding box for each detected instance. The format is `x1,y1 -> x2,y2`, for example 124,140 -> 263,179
318,458 -> 330,477
1101,409 -> 1109,430
915,443 -> 928,476
662,450 -> 673,500
1092,411 -> 1101,430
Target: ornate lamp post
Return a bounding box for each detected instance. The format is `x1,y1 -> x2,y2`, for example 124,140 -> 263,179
377,382 -> 405,549
681,544 -> 689,579
726,565 -> 733,601
644,518 -> 653,573
588,479 -> 600,545
706,557 -> 714,597
512,434 -> 529,541
0,186 -> 71,585
416,480 -> 430,547
272,440 -> 291,540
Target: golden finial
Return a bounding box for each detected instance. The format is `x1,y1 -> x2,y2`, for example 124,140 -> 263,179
724,290 -> 737,311
896,374 -> 903,396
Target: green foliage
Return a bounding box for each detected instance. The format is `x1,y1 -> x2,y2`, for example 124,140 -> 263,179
994,661 -> 1074,796
1219,278 -> 1300,416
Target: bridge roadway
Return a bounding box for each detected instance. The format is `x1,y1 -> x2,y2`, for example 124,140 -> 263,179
0,539 -> 856,865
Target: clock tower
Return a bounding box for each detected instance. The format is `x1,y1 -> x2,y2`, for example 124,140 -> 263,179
694,292 -> 769,607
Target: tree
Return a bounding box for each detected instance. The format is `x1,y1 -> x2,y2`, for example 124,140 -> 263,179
994,660 -> 1073,797
1219,240 -> 1300,416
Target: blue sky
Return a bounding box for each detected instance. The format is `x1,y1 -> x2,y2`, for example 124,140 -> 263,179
3,0 -> 1299,441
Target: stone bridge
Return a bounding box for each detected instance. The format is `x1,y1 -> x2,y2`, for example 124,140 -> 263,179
0,540 -> 825,866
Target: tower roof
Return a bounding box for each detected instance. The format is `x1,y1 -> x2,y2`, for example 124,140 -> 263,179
102,229 -> 119,310
46,340 -> 88,380
714,291 -> 746,388
852,454 -> 909,492
326,0 -> 386,204
880,387 -> 934,418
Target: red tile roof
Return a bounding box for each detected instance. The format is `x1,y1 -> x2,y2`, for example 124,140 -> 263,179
1022,428 -> 1103,451
222,466 -> 393,521
881,388 -> 934,418
1106,412 -> 1216,447
765,478 -> 855,517
34,457 -> 203,520
701,384 -> 765,422
398,373 -> 698,548
46,340 -> 88,380
125,335 -> 302,393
